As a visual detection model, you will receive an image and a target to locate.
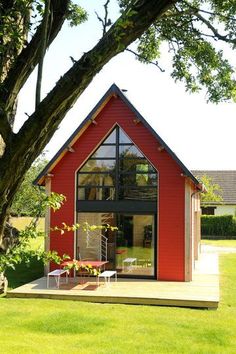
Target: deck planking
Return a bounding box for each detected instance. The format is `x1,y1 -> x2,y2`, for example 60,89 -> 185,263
7,253 -> 219,309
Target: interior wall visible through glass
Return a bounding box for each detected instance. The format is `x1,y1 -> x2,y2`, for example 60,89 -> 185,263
76,213 -> 155,277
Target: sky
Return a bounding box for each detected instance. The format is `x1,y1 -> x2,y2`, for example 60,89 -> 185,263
14,1 -> 236,171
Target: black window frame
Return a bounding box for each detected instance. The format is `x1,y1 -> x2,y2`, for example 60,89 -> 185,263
76,126 -> 158,208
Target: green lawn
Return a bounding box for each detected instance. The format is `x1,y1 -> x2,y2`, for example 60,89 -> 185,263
0,245 -> 236,353
201,239 -> 236,247
10,216 -> 45,232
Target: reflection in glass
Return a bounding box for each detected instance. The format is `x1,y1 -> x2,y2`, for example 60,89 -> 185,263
119,145 -> 143,158
76,212 -> 155,277
119,128 -> 132,144
116,214 -> 155,276
91,145 -> 116,158
119,173 -> 157,186
119,187 -> 157,200
78,187 -> 115,200
78,173 -> 115,186
120,159 -> 156,173
102,130 -> 116,144
77,126 -> 158,202
80,159 -> 116,172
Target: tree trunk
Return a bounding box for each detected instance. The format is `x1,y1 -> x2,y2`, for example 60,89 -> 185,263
0,0 -> 176,246
0,272 -> 8,295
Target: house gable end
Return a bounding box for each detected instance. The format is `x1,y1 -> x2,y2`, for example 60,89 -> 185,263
35,84 -> 200,189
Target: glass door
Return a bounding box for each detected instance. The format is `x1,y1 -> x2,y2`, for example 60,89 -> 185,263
116,213 -> 155,277
77,212 -> 156,278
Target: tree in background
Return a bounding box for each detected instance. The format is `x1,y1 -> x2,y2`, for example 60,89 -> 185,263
1,0 -> 236,248
197,174 -> 223,205
11,155 -> 48,217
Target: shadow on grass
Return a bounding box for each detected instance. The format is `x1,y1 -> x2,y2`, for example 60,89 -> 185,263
6,256 -> 44,289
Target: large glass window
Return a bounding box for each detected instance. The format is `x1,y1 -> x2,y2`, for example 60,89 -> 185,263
80,159 -> 116,173
77,126 -> 157,201
77,212 -> 155,277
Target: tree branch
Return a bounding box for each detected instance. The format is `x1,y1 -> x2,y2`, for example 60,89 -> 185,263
126,48 -> 165,72
1,0 -> 70,119
35,0 -> 51,108
0,110 -> 12,147
95,0 -> 112,36
11,0 -> 176,166
195,12 -> 236,45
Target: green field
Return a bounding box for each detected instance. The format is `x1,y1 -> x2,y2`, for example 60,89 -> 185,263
10,216 -> 45,232
0,241 -> 236,353
201,239 -> 236,247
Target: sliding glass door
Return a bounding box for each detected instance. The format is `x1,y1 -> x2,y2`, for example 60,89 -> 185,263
116,214 -> 155,277
77,212 -> 156,278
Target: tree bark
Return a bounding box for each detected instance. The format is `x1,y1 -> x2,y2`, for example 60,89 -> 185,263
0,0 -> 176,244
0,0 -> 70,126
0,272 -> 7,295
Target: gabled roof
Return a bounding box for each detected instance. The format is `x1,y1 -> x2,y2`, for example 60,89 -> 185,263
35,83 -> 201,188
192,170 -> 236,205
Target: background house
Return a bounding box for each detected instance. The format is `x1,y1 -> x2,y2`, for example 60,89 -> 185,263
192,170 -> 236,216
36,84 -> 203,282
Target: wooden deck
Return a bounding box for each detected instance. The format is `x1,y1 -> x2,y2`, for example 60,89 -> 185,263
7,253 -> 219,309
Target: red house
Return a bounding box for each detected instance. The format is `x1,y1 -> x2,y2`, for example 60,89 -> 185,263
35,84 -> 203,282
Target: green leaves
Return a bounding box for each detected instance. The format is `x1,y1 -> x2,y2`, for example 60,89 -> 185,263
197,174 -> 223,205
11,156 -> 48,217
135,0 -> 236,102
51,221 -> 118,235
67,2 -> 88,27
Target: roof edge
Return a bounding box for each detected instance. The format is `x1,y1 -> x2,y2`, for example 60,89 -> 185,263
34,83 -> 200,188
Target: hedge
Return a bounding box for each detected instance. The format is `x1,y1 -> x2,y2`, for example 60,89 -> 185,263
201,215 -> 236,239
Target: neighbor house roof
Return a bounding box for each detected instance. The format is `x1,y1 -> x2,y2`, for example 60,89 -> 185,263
192,170 -> 236,205
35,83 -> 202,189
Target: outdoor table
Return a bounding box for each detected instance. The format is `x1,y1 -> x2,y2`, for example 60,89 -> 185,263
61,260 -> 108,270
115,249 -> 126,255
61,260 -> 109,280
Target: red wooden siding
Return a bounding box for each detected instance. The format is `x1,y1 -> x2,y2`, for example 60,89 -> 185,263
50,96 -> 186,281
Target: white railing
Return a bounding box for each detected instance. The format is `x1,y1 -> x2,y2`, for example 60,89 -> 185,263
85,231 -> 108,261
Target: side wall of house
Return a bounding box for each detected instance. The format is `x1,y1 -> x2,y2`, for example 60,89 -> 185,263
184,181 -> 201,281
49,96 -> 186,281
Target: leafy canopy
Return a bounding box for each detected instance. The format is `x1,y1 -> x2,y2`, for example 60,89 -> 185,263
197,174 -> 223,204
11,155 -> 48,216
120,0 -> 236,102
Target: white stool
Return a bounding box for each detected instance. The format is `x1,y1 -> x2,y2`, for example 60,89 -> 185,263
97,271 -> 117,286
122,258 -> 137,272
47,269 -> 68,289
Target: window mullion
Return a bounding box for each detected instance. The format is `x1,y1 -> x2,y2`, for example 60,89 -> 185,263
115,127 -> 119,201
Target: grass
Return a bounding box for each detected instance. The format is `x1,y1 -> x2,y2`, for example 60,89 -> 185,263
10,216 -> 45,232
5,217 -> 45,289
0,244 -> 236,353
201,239 -> 236,247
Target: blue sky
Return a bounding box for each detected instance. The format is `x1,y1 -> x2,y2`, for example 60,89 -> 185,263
14,0 -> 236,170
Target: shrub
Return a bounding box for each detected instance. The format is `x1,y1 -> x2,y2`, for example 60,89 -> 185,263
201,215 -> 236,239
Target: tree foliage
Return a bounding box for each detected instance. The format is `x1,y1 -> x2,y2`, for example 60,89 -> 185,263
0,0 -> 236,246
197,174 -> 223,205
11,155 -> 48,216
135,1 -> 236,102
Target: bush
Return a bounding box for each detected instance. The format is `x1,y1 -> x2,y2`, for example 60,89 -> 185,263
201,215 -> 236,239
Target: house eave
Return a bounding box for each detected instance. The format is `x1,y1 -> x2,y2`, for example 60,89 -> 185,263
34,83 -> 200,189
